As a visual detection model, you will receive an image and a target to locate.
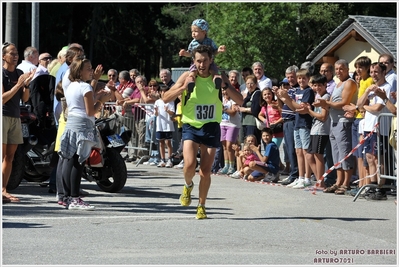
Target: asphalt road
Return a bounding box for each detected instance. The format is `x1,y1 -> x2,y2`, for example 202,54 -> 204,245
2,160 -> 397,266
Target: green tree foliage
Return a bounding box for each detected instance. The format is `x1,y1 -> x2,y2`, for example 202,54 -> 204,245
158,3 -> 205,67
206,2 -> 301,79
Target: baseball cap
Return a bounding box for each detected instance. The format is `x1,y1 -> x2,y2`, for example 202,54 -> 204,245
280,78 -> 289,85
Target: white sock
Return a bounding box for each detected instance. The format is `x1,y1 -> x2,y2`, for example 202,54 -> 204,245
298,177 -> 304,182
304,177 -> 311,183
185,182 -> 193,188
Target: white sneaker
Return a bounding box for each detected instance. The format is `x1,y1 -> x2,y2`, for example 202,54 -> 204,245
157,160 -> 166,167
292,180 -> 312,189
175,160 -> 184,169
68,198 -> 95,210
286,178 -> 299,188
165,159 -> 173,168
229,171 -> 242,179
149,160 -> 159,166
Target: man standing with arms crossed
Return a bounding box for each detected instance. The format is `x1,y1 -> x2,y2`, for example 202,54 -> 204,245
163,45 -> 243,219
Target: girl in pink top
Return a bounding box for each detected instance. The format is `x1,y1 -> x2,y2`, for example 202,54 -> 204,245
258,88 -> 284,148
243,144 -> 260,165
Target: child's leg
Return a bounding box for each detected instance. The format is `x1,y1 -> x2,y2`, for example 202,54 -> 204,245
187,64 -> 198,92
306,152 -> 317,179
296,148 -> 305,178
314,153 -> 326,188
210,62 -> 222,89
165,139 -> 173,160
357,157 -> 365,187
159,139 -> 166,161
303,150 -> 313,179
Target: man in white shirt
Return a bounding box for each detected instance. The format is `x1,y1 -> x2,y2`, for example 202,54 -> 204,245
17,46 -> 39,73
357,62 -> 391,201
378,53 -> 396,104
252,61 -> 272,91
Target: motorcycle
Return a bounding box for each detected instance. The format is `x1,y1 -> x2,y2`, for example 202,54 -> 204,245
8,106 -> 131,193
7,104 -> 56,190
82,112 -> 132,193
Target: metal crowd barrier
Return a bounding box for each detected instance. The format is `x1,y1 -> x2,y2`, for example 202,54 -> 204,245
353,113 -> 397,202
100,102 -> 156,166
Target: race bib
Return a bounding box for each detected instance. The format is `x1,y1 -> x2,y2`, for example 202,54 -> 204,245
196,104 -> 215,120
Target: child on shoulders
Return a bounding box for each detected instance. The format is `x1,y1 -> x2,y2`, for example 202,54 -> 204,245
179,18 -> 226,92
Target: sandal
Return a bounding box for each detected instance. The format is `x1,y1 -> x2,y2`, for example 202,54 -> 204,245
3,194 -> 20,202
323,184 -> 339,193
335,185 -> 349,195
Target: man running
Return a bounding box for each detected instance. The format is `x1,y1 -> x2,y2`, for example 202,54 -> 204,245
163,45 -> 243,219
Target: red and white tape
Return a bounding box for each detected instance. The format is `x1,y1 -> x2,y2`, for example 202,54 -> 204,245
134,103 -> 155,116
311,122 -> 380,195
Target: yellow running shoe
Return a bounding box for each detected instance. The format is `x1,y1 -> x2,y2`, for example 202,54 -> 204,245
179,183 -> 194,206
196,205 -> 207,219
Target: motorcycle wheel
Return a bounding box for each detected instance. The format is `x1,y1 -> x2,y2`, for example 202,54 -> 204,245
7,145 -> 25,190
24,151 -> 52,183
96,148 -> 127,193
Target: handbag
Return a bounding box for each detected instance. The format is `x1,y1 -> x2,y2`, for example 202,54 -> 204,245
265,106 -> 284,134
255,118 -> 267,130
270,122 -> 284,134
249,90 -> 266,130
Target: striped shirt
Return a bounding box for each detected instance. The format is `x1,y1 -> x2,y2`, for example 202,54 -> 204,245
281,87 -> 297,120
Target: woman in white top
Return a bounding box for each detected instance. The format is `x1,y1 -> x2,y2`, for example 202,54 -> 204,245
59,56 -> 110,210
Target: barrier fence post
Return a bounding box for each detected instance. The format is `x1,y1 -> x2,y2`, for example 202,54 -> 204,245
352,113 -> 397,202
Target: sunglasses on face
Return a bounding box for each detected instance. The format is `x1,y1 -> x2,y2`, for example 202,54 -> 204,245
40,57 -> 52,61
108,74 -> 116,77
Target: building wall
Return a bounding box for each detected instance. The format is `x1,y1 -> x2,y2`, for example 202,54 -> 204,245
334,37 -> 381,74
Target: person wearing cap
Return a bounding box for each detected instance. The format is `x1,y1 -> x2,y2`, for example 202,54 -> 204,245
179,18 -> 226,92
164,45 -> 243,219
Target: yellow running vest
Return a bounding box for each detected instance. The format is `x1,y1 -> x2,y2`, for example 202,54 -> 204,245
181,75 -> 222,128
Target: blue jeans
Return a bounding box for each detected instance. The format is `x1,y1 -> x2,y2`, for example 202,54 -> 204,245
283,120 -> 298,179
211,145 -> 223,173
145,116 -> 159,157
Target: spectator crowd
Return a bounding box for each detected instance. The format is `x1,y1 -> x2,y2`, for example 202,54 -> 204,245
2,41 -> 397,207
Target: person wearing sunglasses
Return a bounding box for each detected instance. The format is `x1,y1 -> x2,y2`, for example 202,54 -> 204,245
2,42 -> 36,203
31,53 -> 53,80
107,69 -> 119,87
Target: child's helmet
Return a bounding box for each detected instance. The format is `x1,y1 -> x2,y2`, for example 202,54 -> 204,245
192,19 -> 209,32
